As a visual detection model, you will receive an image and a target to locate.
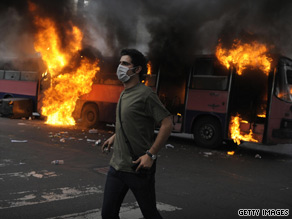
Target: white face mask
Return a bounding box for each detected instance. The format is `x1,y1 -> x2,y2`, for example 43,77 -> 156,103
116,64 -> 136,83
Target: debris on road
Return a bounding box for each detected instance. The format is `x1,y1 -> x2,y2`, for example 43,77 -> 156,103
27,170 -> 58,178
17,123 -> 27,126
44,128 -> 110,148
4,170 -> 59,179
87,139 -> 97,142
165,144 -> 175,149
28,171 -> 43,178
11,140 -> 28,143
51,160 -> 64,165
95,139 -> 102,145
89,129 -> 98,134
203,152 -> 213,157
106,123 -> 115,128
255,154 -> 262,159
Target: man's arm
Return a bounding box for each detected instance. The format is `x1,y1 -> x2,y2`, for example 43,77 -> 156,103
149,116 -> 173,155
101,133 -> 116,153
133,116 -> 173,171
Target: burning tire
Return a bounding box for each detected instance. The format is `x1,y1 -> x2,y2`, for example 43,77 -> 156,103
81,103 -> 99,128
193,117 -> 222,149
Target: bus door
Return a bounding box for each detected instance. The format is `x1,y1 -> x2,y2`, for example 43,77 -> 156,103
266,57 -> 292,144
185,57 -> 230,148
156,64 -> 188,133
227,65 -> 270,144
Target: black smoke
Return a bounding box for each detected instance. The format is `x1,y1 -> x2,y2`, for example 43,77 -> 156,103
0,0 -> 77,70
1,0 -> 292,70
84,0 -> 292,70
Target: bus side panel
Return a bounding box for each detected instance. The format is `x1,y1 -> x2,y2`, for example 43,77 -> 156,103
0,80 -> 38,97
186,89 -> 228,112
266,96 -> 292,144
73,84 -> 123,123
80,84 -> 124,103
0,80 -> 38,110
184,89 -> 229,134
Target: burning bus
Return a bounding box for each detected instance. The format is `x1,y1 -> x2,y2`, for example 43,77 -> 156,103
0,2 -> 158,128
72,60 -> 157,127
3,1 -> 290,149
0,57 -> 45,118
156,40 -> 292,148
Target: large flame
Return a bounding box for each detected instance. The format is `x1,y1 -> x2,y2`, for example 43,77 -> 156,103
216,40 -> 272,75
30,2 -> 99,125
230,114 -> 258,145
216,39 -> 271,144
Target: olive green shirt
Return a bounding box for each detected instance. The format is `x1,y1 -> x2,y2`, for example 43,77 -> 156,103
110,83 -> 170,172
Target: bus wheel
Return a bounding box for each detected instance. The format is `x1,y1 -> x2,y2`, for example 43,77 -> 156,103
193,117 -> 222,149
81,104 -> 99,128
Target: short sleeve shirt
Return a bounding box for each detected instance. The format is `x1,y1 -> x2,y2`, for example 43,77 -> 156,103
109,83 -> 170,172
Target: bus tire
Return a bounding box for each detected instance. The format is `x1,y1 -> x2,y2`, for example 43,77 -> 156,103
193,117 -> 222,149
81,103 -> 99,128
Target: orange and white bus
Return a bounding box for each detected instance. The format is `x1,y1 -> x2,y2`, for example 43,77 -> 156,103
157,55 -> 292,148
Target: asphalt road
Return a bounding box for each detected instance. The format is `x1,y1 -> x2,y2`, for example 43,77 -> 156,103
0,117 -> 291,219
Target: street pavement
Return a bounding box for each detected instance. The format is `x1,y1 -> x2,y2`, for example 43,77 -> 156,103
0,117 -> 291,219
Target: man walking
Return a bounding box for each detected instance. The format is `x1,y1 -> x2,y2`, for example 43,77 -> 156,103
101,49 -> 173,219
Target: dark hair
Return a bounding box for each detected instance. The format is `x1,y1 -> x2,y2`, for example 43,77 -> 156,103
121,48 -> 148,81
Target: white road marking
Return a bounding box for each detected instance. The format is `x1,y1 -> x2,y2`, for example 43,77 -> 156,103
0,159 -> 13,167
47,202 -> 182,219
0,170 -> 59,180
0,159 -> 26,167
0,186 -> 103,209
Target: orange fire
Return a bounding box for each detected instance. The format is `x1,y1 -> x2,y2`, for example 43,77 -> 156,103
216,39 -> 271,144
30,2 -> 100,125
227,151 -> 235,156
230,114 -> 258,145
147,61 -> 152,75
142,61 -> 152,85
257,114 -> 266,118
216,40 -> 272,75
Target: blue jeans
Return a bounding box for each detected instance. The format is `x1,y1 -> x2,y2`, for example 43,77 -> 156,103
101,166 -> 163,219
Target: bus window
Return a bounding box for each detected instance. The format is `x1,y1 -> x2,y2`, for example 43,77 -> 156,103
0,70 -> 4,79
194,59 -> 213,75
191,58 -> 229,90
275,64 -> 292,102
192,75 -> 228,90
